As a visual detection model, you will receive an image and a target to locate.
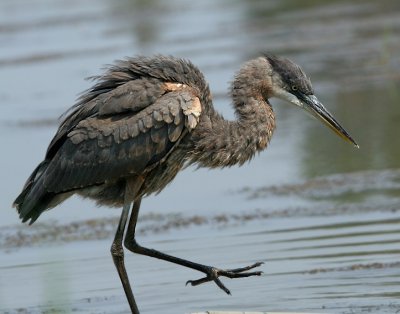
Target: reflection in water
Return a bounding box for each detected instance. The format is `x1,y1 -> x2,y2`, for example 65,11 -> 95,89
301,84 -> 400,178
108,0 -> 167,47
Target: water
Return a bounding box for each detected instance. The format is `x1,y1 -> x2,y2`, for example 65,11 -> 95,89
1,0 -> 400,313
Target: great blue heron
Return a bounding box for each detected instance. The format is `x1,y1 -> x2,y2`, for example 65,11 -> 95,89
13,54 -> 358,313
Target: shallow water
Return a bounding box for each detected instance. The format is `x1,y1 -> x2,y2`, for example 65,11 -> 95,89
1,0 -> 400,313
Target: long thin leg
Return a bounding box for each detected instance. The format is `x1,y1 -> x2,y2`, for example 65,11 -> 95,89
111,200 -> 139,314
124,199 -> 263,295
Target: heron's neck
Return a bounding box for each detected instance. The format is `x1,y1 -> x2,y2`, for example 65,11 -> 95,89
192,72 -> 276,168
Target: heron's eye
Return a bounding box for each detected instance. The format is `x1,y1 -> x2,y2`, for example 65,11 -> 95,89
291,85 -> 298,91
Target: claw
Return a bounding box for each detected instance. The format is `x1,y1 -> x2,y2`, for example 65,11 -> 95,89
226,261 -> 264,273
186,277 -> 209,286
186,276 -> 232,294
185,261 -> 264,294
214,277 -> 231,295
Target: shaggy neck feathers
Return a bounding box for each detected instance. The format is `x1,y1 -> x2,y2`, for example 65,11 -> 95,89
192,58 -> 276,168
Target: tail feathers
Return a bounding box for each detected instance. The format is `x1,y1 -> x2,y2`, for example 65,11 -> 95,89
13,161 -> 54,224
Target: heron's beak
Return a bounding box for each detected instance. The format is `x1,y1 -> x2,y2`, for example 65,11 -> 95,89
302,95 -> 359,148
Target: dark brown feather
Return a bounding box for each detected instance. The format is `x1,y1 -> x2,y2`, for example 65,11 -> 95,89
42,89 -> 201,196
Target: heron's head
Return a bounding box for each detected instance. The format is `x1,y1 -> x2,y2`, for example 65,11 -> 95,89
264,54 -> 358,148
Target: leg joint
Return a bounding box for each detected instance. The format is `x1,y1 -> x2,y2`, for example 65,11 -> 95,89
124,236 -> 140,253
111,242 -> 124,258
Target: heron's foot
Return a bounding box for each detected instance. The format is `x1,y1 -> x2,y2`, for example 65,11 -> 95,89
185,262 -> 264,295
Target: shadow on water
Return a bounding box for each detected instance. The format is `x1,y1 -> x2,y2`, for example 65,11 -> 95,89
1,0 -> 400,313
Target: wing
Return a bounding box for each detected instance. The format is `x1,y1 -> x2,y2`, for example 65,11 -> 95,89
46,77 -> 176,159
46,56 -> 212,160
43,87 -> 202,193
15,56 -> 211,223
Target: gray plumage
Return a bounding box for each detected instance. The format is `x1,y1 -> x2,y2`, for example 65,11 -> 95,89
13,54 -> 357,313
15,56 -> 207,221
14,55 -> 278,223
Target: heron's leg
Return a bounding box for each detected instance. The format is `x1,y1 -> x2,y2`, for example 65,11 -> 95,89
111,200 -> 139,314
124,199 -> 263,295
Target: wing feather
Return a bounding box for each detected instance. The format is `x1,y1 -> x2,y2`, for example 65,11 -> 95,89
46,78 -> 171,159
43,89 -> 201,193
97,78 -> 165,116
168,121 -> 184,142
